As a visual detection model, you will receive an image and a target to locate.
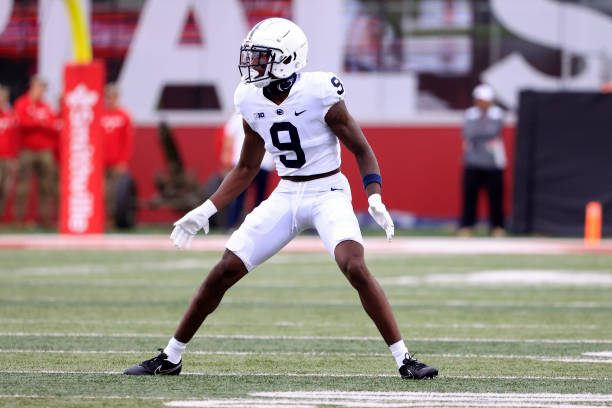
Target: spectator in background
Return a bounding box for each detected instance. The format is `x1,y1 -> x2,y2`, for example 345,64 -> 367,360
221,112 -> 274,229
601,80 -> 612,93
101,83 -> 133,224
458,84 -> 506,237
14,75 -> 58,228
0,85 -> 17,218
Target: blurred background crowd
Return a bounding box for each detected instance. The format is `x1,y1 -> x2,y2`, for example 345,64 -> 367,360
0,0 -> 611,236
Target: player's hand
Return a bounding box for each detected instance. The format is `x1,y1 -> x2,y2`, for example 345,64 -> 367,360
368,193 -> 394,241
170,200 -> 217,249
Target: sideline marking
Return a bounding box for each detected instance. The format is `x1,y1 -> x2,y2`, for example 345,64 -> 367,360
2,235 -> 612,254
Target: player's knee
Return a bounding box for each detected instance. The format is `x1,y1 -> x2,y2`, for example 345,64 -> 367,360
209,251 -> 248,290
341,257 -> 370,290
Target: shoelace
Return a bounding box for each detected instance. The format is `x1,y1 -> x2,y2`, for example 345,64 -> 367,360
140,349 -> 166,368
403,352 -> 427,369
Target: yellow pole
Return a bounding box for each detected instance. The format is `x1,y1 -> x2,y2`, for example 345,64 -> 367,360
63,0 -> 92,63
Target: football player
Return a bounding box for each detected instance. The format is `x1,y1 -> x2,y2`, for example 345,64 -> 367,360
125,18 -> 437,380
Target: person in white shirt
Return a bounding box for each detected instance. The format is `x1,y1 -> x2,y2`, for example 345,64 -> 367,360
458,84 -> 506,237
124,17 -> 437,380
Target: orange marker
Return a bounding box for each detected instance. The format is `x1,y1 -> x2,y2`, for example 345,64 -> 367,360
585,201 -> 602,246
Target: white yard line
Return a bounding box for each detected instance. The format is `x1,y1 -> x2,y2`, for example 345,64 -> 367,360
3,349 -> 612,364
1,332 -> 611,344
11,274 -> 612,288
0,318 -> 182,326
253,391 -> 612,399
2,392 -> 610,408
431,354 -> 612,363
5,296 -> 611,308
167,391 -> 612,408
583,351 -> 612,358
0,318 -> 601,330
0,259 -> 216,276
0,369 -> 609,381
389,270 -> 612,286
168,403 -> 315,408
436,300 -> 612,309
0,370 -> 125,374
538,357 -> 612,363
166,402 -> 604,408
249,391 -> 612,407
0,394 -> 170,400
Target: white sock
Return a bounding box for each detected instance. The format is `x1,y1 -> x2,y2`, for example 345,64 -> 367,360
389,339 -> 408,368
163,337 -> 187,364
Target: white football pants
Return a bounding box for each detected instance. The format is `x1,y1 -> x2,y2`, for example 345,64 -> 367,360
226,172 -> 364,271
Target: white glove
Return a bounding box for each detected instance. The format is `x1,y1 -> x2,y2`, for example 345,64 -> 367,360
170,200 -> 217,249
368,193 -> 394,241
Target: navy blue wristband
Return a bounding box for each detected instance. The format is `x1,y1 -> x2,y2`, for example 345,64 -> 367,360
362,173 -> 382,189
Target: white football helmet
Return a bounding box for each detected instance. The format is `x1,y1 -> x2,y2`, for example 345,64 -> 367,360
239,18 -> 308,88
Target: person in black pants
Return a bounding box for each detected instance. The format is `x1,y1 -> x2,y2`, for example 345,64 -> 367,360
458,84 -> 506,237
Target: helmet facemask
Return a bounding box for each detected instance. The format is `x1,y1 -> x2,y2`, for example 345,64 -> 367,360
239,44 -> 282,88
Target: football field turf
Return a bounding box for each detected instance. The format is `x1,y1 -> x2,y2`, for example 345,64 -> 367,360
1,240 -> 611,407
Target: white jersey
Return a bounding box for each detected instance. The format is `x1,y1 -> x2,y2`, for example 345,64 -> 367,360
224,112 -> 275,171
234,72 -> 345,176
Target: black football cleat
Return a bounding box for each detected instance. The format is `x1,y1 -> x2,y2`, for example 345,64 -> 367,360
124,349 -> 182,375
399,353 -> 438,379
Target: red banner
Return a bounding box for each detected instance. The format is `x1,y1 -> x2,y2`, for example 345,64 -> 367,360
59,61 -> 105,234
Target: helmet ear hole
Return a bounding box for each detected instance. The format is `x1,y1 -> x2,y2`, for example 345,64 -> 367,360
283,55 -> 292,65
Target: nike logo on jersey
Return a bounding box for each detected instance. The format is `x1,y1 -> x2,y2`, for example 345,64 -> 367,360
330,187 -> 343,191
295,110 -> 307,116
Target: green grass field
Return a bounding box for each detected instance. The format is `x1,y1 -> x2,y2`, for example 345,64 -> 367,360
1,247 -> 611,407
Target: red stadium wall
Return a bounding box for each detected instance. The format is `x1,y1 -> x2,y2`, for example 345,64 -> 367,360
1,125 -> 514,225
131,125 -> 515,224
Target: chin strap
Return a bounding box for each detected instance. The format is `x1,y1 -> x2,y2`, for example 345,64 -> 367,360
264,73 -> 297,96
